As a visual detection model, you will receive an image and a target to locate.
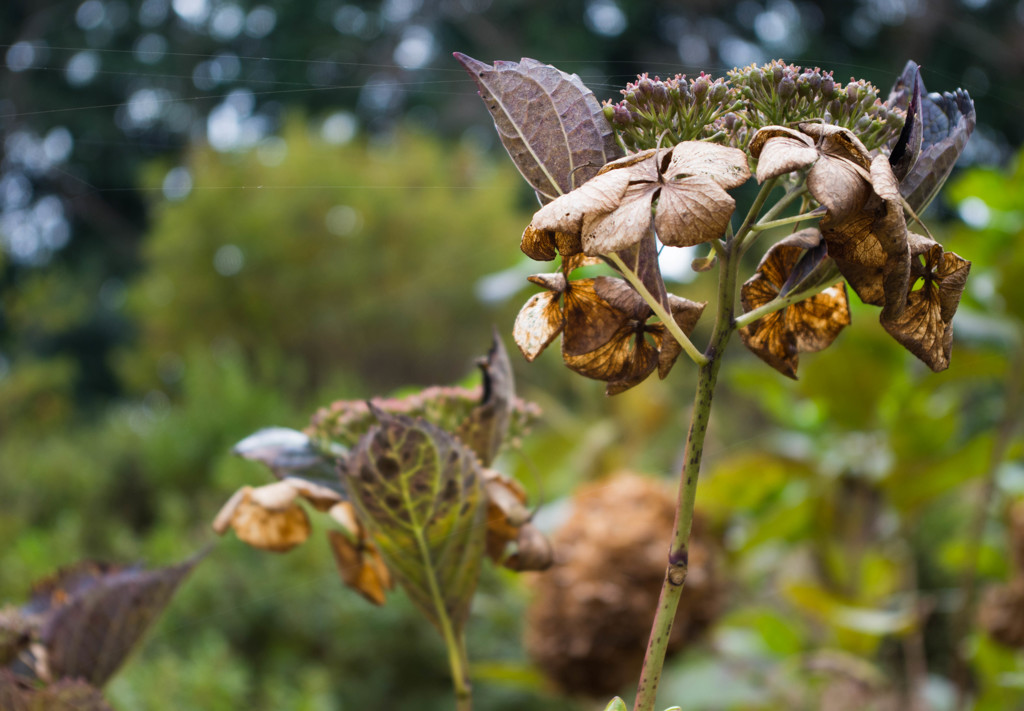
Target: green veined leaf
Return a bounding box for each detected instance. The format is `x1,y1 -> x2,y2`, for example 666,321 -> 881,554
346,408 -> 487,635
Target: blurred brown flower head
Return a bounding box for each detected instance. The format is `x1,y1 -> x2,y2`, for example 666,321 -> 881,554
525,474 -> 723,697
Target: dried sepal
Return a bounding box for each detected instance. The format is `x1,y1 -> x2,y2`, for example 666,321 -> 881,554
514,289 -> 564,361
655,295 -> 708,379
739,229 -> 851,378
503,523 -> 554,572
749,126 -> 818,182
481,469 -> 531,563
327,530 -> 393,607
526,143 -> 747,261
880,235 -> 970,371
213,485 -> 312,552
820,154 -> 911,321
524,168 -> 631,259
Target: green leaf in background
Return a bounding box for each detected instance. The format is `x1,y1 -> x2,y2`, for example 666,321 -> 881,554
603,697 -> 628,711
454,53 -> 622,203
345,408 -> 487,636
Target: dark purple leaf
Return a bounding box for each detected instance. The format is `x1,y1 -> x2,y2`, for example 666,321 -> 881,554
886,60 -> 975,212
31,553 -> 204,687
454,53 -> 623,202
0,671 -> 113,711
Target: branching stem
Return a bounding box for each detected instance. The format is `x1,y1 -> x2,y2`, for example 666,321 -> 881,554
609,251 -> 708,368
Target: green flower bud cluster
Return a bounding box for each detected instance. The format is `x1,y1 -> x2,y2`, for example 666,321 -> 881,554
727,60 -> 902,150
602,72 -> 741,151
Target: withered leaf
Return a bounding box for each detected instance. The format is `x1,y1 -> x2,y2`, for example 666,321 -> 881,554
327,530 -> 394,607
0,671 -> 114,711
886,60 -> 976,212
232,427 -> 341,481
887,63 -> 923,182
346,409 -> 487,635
454,332 -> 516,467
880,235 -> 970,371
739,229 -> 851,378
514,289 -> 564,361
28,554 -> 203,688
455,54 -> 622,203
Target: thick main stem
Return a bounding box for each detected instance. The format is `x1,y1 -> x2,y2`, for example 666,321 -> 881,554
632,181 -> 772,711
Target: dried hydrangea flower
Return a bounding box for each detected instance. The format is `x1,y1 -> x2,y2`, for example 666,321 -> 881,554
524,142 -> 749,261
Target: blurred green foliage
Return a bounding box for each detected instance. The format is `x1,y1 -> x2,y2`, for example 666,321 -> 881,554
119,119 -> 529,395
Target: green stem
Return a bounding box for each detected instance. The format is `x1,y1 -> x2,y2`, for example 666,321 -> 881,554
416,529 -> 473,711
608,251 -> 708,368
633,231 -> 741,711
749,206 -> 826,232
738,183 -> 807,256
733,279 -> 837,329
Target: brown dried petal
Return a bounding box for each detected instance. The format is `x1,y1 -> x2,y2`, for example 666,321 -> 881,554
656,295 -> 707,379
526,168 -> 632,254
562,321 -> 659,394
503,523 -> 554,572
739,231 -> 852,378
807,154 -> 871,221
581,182 -> 656,254
562,278 -> 632,356
482,469 -> 531,563
327,530 -> 393,606
592,276 -> 649,319
281,476 -> 344,512
224,488 -> 311,552
880,241 -> 970,371
655,176 -> 737,247
663,141 -> 751,190
752,132 -> 818,183
821,155 -> 910,320
798,122 -> 872,169
514,289 -> 564,361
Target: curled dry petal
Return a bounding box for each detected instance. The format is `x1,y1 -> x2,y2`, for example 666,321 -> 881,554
523,169 -> 631,260
750,126 -> 818,183
213,485 -> 312,552
654,175 -> 737,248
327,530 -> 394,606
880,236 -> 970,371
739,229 -> 851,378
821,155 -> 911,320
503,523 -> 555,572
482,469 -> 532,563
